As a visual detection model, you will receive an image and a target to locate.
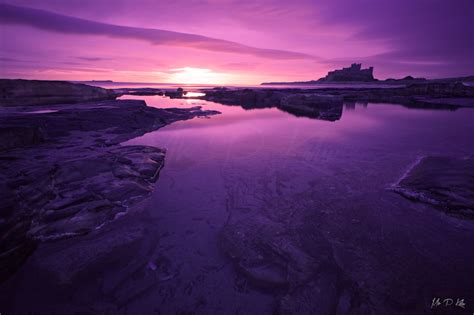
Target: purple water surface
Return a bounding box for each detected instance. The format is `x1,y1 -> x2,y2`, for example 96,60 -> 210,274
118,95 -> 474,313
3,94 -> 473,313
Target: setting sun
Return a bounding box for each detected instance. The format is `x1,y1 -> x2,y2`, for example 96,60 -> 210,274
168,67 -> 234,84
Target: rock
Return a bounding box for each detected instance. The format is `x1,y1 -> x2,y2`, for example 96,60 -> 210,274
338,82 -> 474,107
203,88 -> 344,121
113,88 -> 164,96
279,94 -> 343,121
165,87 -> 187,98
219,214 -> 368,313
0,79 -> 117,106
278,272 -> 339,315
204,89 -> 280,109
33,214 -> 151,284
403,82 -> 474,97
219,216 -> 333,290
0,89 -> 220,282
273,82 -> 474,109
0,126 -> 45,150
392,156 -> 474,219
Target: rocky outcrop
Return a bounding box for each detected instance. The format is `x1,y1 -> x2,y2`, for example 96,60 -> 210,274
204,88 -> 281,109
0,98 -> 219,282
335,82 -> 474,107
203,88 -> 344,121
279,94 -> 343,121
318,63 -> 376,82
392,156 -> 474,219
0,125 -> 45,150
219,214 -> 365,313
204,82 -> 474,116
202,82 -> 474,119
0,79 -> 117,106
114,88 -> 164,96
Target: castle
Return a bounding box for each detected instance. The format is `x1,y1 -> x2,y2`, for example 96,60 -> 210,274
318,63 -> 375,82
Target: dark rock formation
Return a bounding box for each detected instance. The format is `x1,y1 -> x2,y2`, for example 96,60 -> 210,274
0,125 -> 45,151
336,82 -> 474,108
318,63 -> 376,82
203,88 -> 344,121
385,76 -> 427,84
114,88 -> 164,96
0,97 -> 219,282
0,208 -> 163,314
205,88 -> 282,109
165,87 -> 187,98
201,81 -> 474,120
262,72 -> 474,86
219,214 -> 366,313
393,156 -> 474,219
213,81 -> 474,114
279,94 -> 343,121
0,79 -> 117,106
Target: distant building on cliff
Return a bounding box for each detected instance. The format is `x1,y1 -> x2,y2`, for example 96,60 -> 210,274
318,63 -> 375,82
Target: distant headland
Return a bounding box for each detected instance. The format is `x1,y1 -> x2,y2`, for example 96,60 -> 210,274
261,63 -> 473,85
320,63 -> 375,82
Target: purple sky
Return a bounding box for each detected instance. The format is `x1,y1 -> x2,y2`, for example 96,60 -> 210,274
0,0 -> 473,84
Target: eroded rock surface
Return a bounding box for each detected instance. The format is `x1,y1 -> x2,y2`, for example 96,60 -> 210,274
279,94 -> 343,120
0,98 -> 219,282
202,82 -> 474,114
0,79 -> 117,106
393,156 -> 474,219
0,208 -> 163,314
203,89 -> 344,121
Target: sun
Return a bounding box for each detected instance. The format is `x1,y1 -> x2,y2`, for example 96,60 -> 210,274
168,67 -> 233,84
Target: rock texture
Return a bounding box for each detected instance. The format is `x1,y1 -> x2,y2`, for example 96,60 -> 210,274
393,156 -> 474,219
202,82 -> 474,114
220,217 -> 367,313
0,97 -> 219,282
338,82 -> 474,107
0,79 -> 117,106
0,208 -> 164,314
217,163 -> 370,314
279,94 -> 343,121
203,89 -> 344,121
262,71 -> 474,86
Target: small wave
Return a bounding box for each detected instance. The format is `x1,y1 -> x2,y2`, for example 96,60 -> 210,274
34,232 -> 84,242
391,186 -> 441,207
388,155 -> 426,190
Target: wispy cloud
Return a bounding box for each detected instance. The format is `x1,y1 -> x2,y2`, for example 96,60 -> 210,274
76,56 -> 109,62
0,3 -> 317,60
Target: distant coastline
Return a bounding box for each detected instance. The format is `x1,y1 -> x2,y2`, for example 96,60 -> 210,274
261,63 -> 474,86
261,76 -> 474,86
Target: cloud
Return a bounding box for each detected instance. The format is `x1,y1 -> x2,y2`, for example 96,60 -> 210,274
76,56 -> 109,62
219,62 -> 261,71
316,0 -> 474,74
0,3 -> 317,60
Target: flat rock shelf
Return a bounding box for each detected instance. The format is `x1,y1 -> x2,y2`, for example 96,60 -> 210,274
0,98 -> 219,282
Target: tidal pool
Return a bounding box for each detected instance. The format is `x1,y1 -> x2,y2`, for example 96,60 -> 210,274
120,95 -> 474,313
2,94 -> 473,314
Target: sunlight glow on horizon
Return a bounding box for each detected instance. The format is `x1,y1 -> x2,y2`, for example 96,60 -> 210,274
167,67 -> 237,85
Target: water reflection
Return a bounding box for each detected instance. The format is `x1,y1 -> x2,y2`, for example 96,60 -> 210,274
120,94 -> 474,313
121,94 -> 474,157
183,92 -> 206,98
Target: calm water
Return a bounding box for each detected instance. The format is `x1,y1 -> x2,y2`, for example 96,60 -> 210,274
119,95 -> 474,313
4,94 -> 473,314
85,81 -> 404,90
